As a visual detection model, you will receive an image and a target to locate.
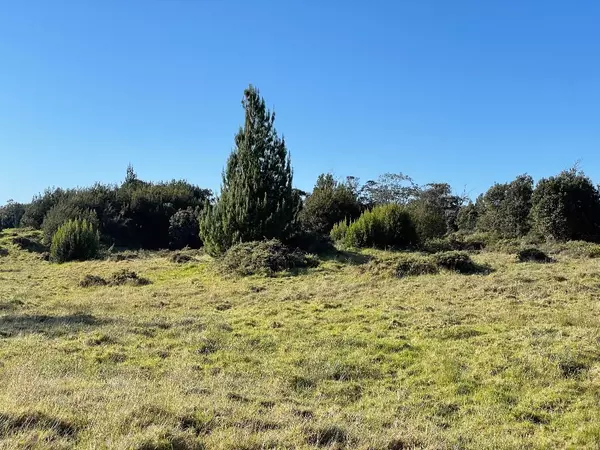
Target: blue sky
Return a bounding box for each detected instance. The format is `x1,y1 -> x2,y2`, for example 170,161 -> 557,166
1,1 -> 599,203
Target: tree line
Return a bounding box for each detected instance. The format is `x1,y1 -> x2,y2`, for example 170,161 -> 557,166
2,85 -> 600,261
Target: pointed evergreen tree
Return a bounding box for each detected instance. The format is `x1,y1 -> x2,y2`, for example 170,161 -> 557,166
200,85 -> 300,255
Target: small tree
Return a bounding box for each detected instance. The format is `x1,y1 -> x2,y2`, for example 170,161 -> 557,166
0,200 -> 26,229
42,202 -> 99,245
299,173 -> 361,235
476,174 -> 533,237
531,169 -> 600,241
169,208 -> 201,249
456,202 -> 479,232
50,219 -> 100,263
200,85 -> 300,255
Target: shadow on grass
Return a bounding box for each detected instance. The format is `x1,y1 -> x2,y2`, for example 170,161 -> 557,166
320,250 -> 373,265
0,313 -> 109,338
0,411 -> 79,437
12,237 -> 47,253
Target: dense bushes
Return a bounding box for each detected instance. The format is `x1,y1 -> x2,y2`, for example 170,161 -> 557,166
42,202 -> 99,245
50,219 -> 99,263
0,201 -> 25,229
299,173 -> 361,235
168,208 -> 201,249
476,175 -> 533,238
16,174 -> 210,250
332,204 -> 417,249
531,169 -> 600,242
221,239 -> 318,276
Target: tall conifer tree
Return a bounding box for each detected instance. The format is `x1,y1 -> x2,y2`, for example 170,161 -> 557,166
200,85 -> 299,255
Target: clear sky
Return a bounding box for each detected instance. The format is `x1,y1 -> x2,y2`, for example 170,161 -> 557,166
1,1 -> 599,203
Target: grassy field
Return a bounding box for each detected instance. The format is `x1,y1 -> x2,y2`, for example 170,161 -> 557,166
1,229 -> 600,449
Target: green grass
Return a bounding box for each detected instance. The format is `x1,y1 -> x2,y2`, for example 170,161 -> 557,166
1,228 -> 600,449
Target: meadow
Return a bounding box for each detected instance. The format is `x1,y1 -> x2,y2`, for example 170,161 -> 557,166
1,228 -> 600,449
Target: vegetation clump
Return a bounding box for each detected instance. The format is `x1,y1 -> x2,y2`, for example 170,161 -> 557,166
221,239 -> 318,276
79,275 -> 108,288
109,269 -> 151,286
394,253 -> 439,278
517,248 -> 553,263
50,219 -> 99,263
332,204 -> 418,249
433,251 -> 482,274
168,208 -> 201,249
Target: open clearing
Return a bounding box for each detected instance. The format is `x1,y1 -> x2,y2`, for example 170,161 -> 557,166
1,229 -> 600,449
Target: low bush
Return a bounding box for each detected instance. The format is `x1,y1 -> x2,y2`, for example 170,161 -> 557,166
394,254 -> 439,278
221,239 -> 319,276
433,251 -> 481,274
50,219 -> 99,263
79,275 -> 108,288
109,269 -> 151,286
517,248 -> 553,263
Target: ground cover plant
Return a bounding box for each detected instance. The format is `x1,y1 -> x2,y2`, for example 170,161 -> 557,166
2,227 -> 600,449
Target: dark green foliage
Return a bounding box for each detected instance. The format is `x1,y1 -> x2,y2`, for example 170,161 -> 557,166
477,174 -> 533,238
299,173 -> 361,235
21,188 -> 70,228
221,239 -> 318,276
42,202 -> 99,245
0,200 -> 25,229
407,183 -> 462,241
456,202 -> 479,233
285,230 -> 335,254
168,209 -> 201,249
517,248 -> 553,263
394,254 -> 439,278
531,169 -> 600,242
18,169 -> 210,250
50,219 -> 99,263
433,251 -> 481,274
119,180 -> 210,249
200,86 -> 300,255
337,204 -> 418,249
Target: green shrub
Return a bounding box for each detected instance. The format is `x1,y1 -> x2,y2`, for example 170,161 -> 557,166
221,239 -> 318,276
531,169 -> 600,242
42,202 -> 99,245
299,173 -> 361,235
433,251 -> 480,274
342,204 -> 417,249
168,208 -> 201,249
330,220 -> 349,243
109,269 -> 150,286
516,248 -> 553,263
394,254 -> 439,278
50,219 -> 100,263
